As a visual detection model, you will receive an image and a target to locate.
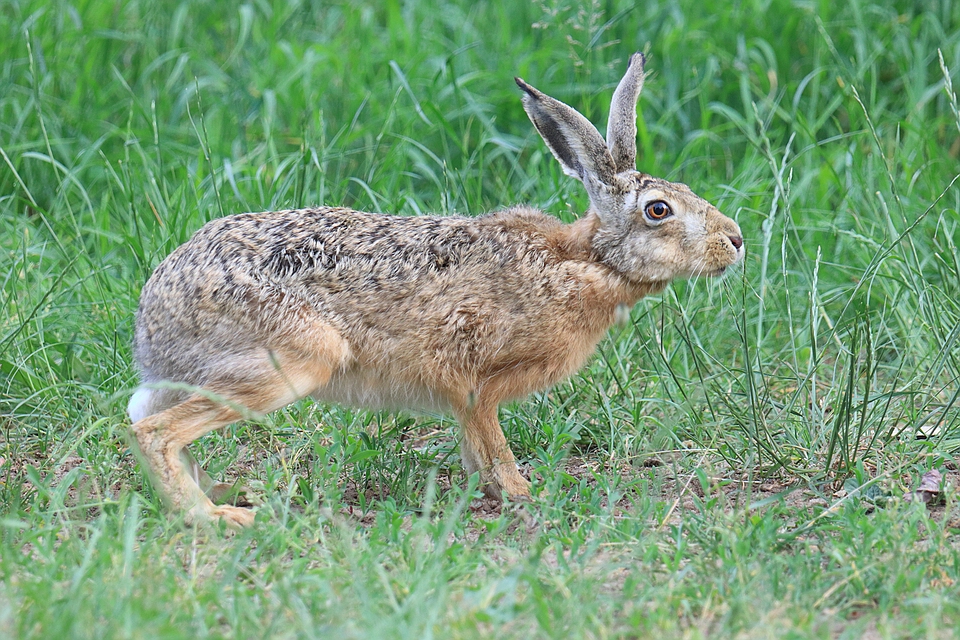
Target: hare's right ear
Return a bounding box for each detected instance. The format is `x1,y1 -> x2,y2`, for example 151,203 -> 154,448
606,52 -> 646,173
515,76 -> 618,193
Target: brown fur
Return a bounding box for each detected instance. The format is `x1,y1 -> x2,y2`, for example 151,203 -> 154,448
128,54 -> 744,527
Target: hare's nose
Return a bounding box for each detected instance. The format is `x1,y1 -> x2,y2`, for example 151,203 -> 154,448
728,235 -> 743,250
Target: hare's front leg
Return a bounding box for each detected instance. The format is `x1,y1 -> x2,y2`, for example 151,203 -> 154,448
457,402 -> 530,501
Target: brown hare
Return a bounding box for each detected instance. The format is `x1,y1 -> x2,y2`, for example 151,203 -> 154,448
128,53 -> 744,527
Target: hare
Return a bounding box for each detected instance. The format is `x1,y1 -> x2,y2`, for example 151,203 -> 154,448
128,53 -> 744,527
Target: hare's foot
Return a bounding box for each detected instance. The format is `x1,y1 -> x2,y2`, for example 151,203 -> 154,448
182,499 -> 255,529
212,504 -> 256,528
459,401 -> 532,502
481,463 -> 531,501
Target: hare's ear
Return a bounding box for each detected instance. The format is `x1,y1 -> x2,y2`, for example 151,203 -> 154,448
606,52 -> 646,173
515,77 -> 617,189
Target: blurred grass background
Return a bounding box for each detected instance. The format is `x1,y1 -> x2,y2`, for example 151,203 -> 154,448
2,0 -> 960,637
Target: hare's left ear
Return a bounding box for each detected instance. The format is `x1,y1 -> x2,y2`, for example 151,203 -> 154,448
606,52 -> 646,173
515,76 -> 618,188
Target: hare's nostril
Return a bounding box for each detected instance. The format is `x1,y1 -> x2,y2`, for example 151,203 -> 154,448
728,235 -> 743,250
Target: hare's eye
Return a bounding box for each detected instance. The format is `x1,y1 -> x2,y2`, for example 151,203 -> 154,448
644,201 -> 672,221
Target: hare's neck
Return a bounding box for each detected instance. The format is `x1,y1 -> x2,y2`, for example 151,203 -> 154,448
560,213 -> 667,306
557,212 -> 601,259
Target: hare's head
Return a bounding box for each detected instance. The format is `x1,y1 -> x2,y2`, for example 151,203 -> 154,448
516,53 -> 744,282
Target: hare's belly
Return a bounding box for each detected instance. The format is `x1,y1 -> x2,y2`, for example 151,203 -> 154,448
314,368 -> 452,414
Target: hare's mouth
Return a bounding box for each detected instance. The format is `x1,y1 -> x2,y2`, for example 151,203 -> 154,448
686,266 -> 728,280
706,266 -> 729,278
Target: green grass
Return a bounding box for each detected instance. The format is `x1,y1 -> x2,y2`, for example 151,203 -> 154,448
3,0 -> 960,636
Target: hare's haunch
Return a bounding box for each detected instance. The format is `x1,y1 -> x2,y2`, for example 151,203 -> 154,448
129,53 -> 744,527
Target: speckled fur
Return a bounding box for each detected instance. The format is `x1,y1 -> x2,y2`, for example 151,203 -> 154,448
128,53 -> 744,527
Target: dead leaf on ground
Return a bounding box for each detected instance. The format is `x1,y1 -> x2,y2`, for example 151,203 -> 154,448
904,469 -> 943,505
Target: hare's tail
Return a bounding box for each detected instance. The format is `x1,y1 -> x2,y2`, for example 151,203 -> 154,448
128,387 -> 154,423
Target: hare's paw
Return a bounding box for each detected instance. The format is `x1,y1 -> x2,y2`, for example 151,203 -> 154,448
501,475 -> 531,501
482,465 -> 531,502
212,505 -> 257,528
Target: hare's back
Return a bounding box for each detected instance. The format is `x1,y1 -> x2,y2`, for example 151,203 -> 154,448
134,206 -> 594,387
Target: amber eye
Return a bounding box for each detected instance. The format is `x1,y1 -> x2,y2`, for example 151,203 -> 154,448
644,201 -> 672,221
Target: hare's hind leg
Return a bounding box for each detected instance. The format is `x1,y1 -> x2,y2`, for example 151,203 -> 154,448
131,344 -> 346,527
132,395 -> 254,527
129,386 -> 242,507
457,401 -> 530,501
